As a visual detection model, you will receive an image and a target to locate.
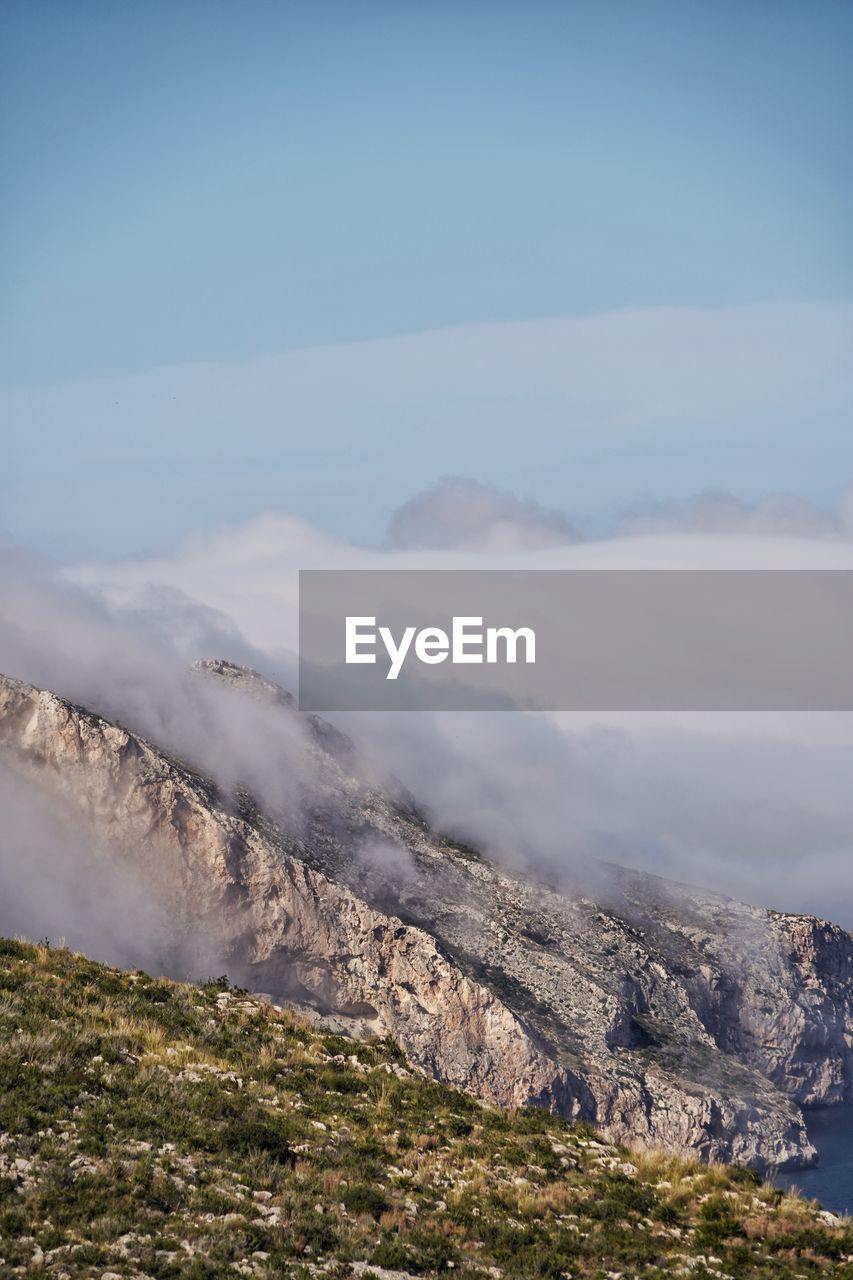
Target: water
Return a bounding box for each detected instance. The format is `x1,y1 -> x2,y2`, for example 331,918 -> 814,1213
776,1104 -> 853,1217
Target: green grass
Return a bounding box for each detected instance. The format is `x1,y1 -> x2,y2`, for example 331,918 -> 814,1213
0,937 -> 851,1278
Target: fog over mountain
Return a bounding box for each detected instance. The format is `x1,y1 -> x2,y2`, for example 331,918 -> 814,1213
1,480 -> 852,941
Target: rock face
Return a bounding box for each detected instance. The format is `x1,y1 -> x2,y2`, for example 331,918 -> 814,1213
2,662 -> 852,1171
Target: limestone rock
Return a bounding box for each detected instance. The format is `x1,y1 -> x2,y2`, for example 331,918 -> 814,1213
3,664 -> 851,1171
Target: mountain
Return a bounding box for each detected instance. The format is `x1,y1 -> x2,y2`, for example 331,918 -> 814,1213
2,937 -> 852,1279
1,663 -> 852,1174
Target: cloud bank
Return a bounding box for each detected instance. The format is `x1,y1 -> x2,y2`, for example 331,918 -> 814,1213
2,301 -> 851,556
618,487 -> 853,539
2,480 -> 853,970
385,477 -> 581,551
0,758 -> 225,978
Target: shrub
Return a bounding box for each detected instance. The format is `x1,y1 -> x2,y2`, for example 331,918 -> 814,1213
342,1184 -> 390,1217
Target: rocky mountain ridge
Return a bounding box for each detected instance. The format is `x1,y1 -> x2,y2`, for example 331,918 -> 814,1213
1,662 -> 851,1172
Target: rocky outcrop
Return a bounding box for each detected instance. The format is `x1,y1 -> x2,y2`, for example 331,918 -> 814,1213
623,874 -> 853,1107
2,663 -> 852,1171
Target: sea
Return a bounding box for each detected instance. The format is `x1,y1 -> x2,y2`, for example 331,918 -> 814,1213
775,1103 -> 853,1217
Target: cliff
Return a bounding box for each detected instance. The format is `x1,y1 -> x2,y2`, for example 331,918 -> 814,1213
1,663 -> 851,1172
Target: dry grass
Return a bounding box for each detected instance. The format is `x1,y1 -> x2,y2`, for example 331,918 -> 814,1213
0,937 -> 850,1280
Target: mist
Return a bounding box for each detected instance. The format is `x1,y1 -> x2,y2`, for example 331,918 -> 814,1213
0,756 -> 226,979
1,479 -> 853,973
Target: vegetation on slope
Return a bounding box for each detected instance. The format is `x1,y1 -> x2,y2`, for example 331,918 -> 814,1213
0,938 -> 851,1279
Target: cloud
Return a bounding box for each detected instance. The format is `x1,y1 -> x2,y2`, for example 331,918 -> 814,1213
3,478 -> 853,959
385,476 -> 581,551
356,709 -> 853,927
58,491 -> 853,931
618,485 -> 853,538
2,301 -> 852,556
0,756 -> 224,978
0,544 -> 335,852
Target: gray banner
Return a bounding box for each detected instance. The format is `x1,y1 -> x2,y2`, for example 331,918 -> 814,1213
298,569 -> 853,711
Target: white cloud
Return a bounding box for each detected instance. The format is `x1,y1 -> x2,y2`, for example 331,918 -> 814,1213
385,476 -> 580,550
618,486 -> 853,538
2,301 -> 851,555
56,491 -> 853,928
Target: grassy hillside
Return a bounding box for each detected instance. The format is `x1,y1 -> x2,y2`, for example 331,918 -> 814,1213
0,940 -> 850,1279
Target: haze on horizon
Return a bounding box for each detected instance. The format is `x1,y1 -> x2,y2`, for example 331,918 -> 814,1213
1,0 -> 852,558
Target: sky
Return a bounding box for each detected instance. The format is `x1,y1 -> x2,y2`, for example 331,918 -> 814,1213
1,1 -> 852,554
2,3 -> 853,934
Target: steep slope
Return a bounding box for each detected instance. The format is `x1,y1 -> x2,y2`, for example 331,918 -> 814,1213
1,665 -> 851,1172
2,938 -> 852,1280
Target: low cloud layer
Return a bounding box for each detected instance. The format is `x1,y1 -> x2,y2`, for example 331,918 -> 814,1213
618,486 -> 853,539
3,301 -> 852,557
0,758 -> 225,978
384,477 -> 853,554
386,477 -> 581,551
2,480 -> 853,969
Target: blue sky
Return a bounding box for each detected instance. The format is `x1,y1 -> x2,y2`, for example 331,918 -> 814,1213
3,0 -> 852,385
1,1 -> 852,554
